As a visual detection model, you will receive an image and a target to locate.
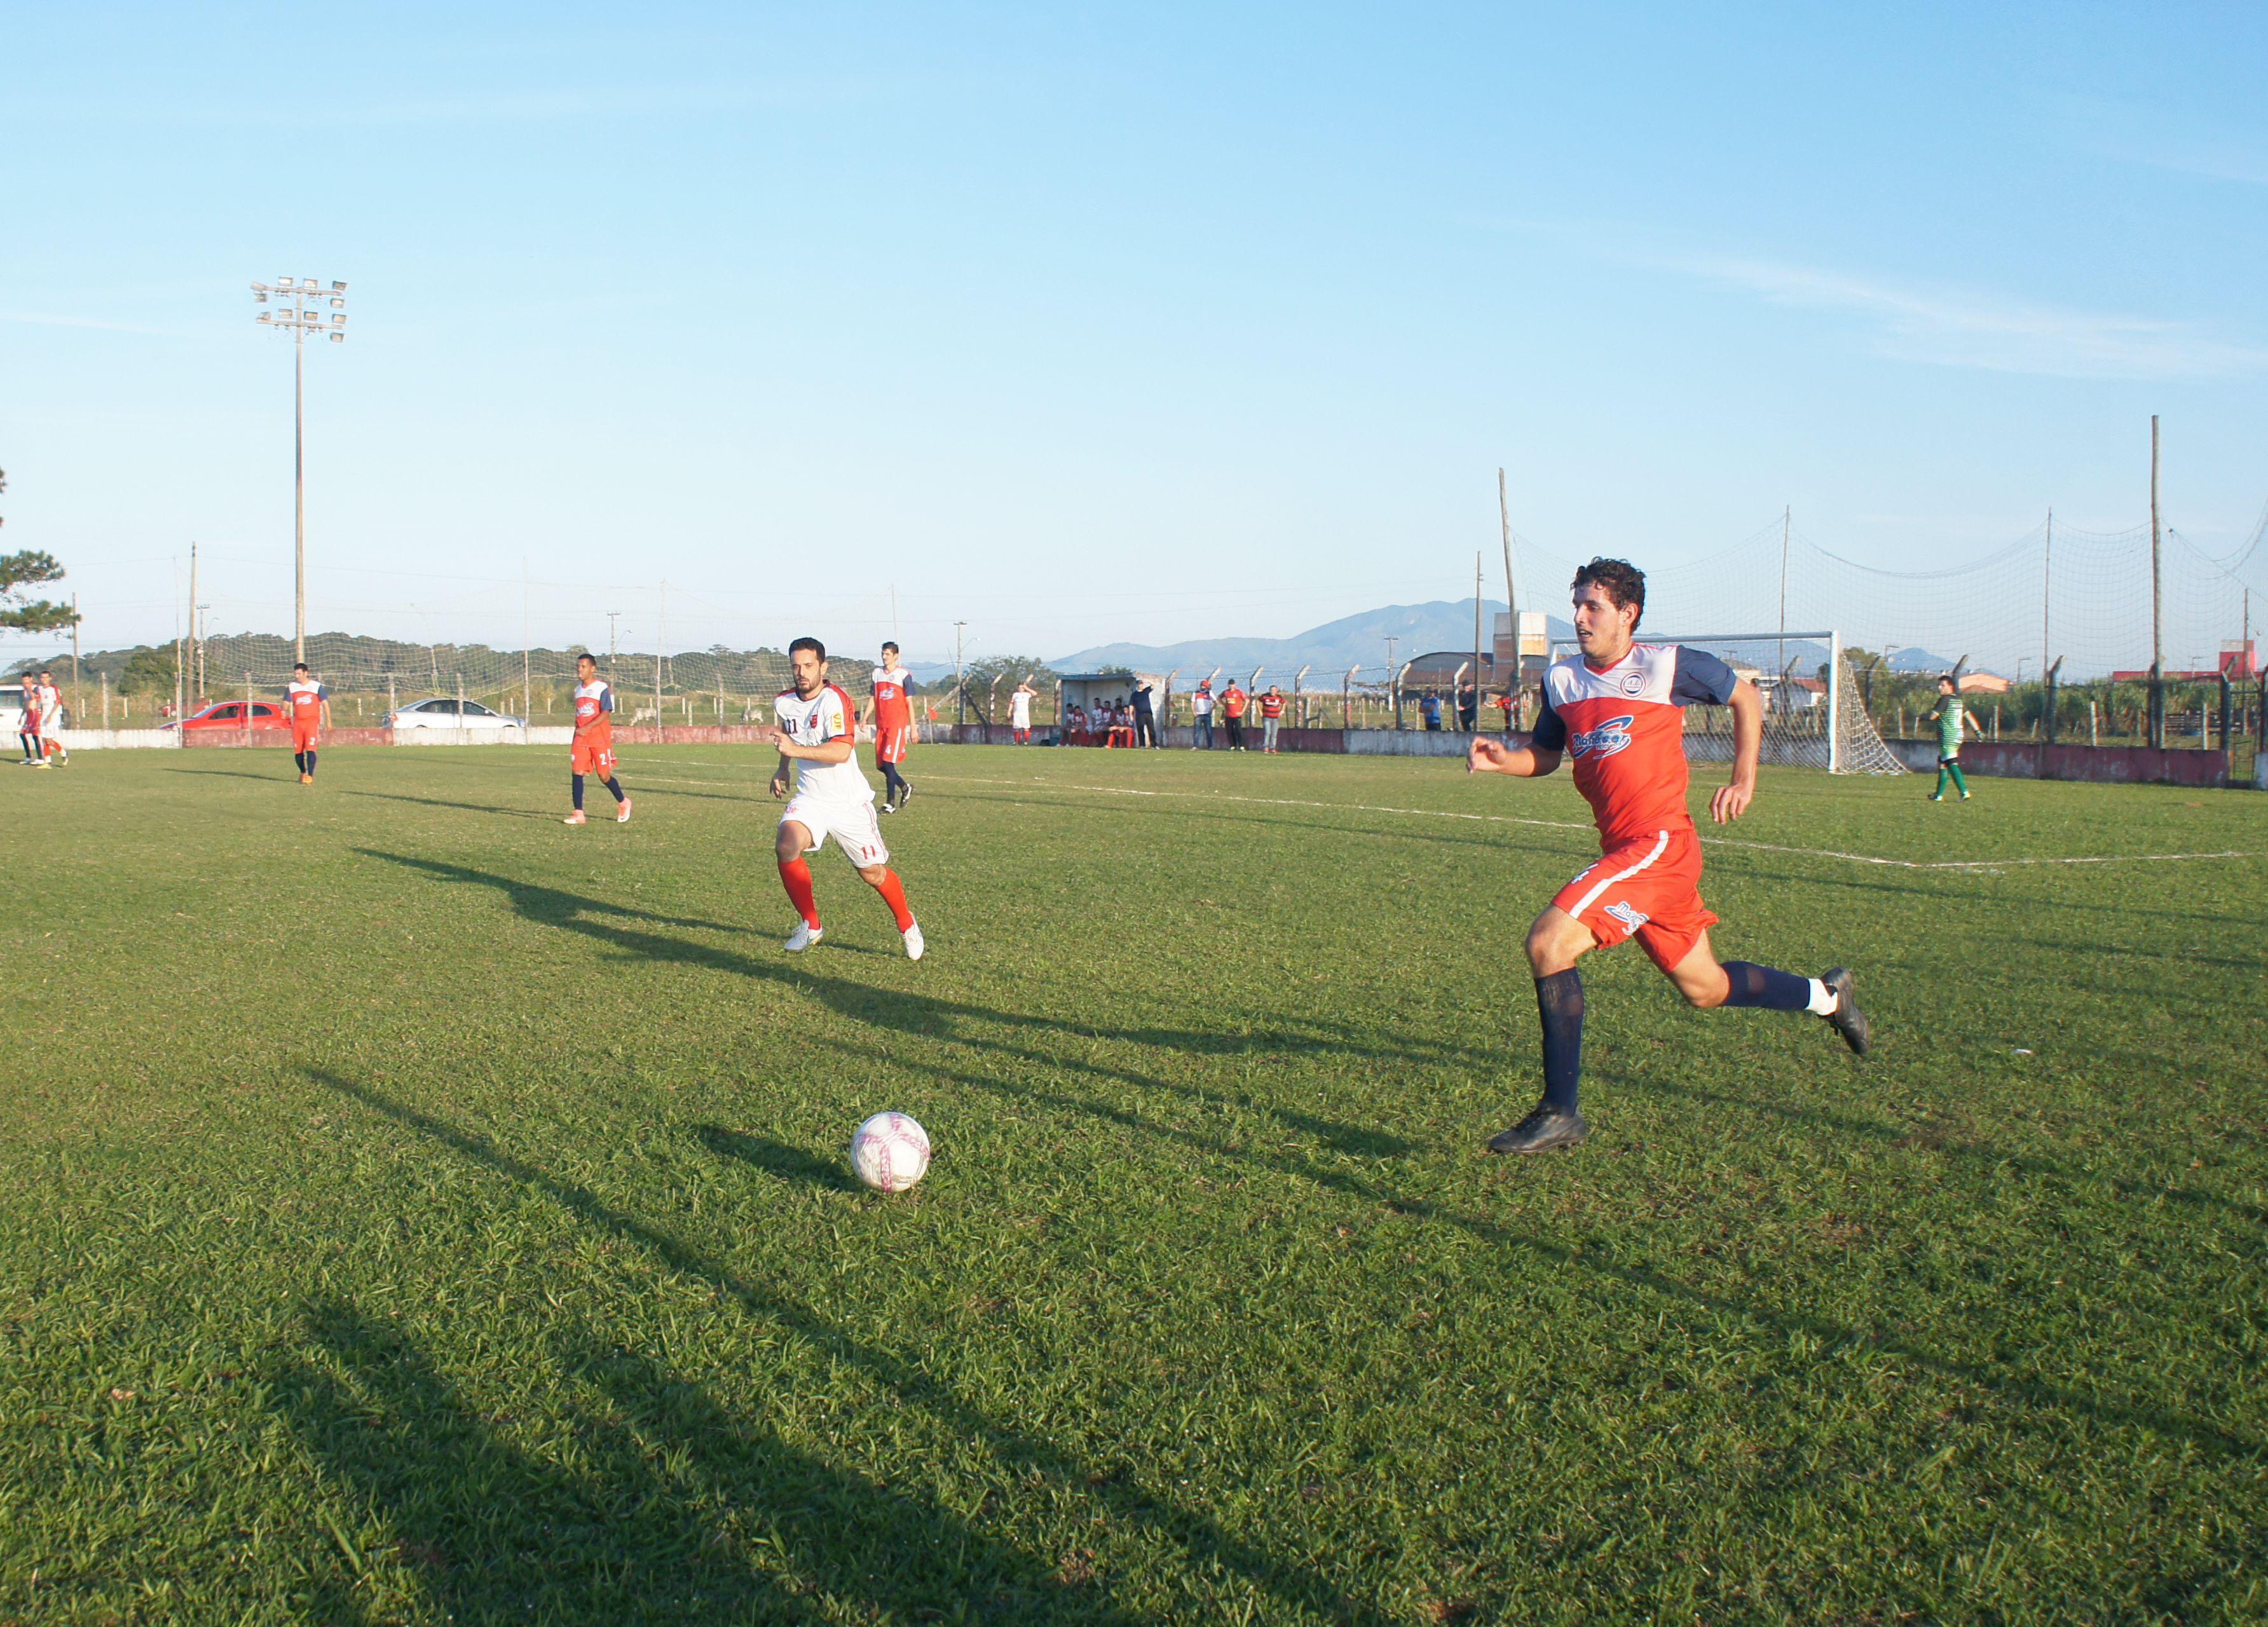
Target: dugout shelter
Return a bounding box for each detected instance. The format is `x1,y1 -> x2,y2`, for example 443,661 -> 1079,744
1054,672 -> 1167,742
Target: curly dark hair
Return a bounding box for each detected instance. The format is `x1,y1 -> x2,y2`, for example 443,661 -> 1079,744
1571,557 -> 1646,627
788,637 -> 827,661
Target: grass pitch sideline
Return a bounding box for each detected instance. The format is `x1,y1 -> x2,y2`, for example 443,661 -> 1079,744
1,745 -> 2261,1624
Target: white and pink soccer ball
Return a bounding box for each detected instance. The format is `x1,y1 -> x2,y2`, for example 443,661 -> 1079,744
850,1112 -> 931,1193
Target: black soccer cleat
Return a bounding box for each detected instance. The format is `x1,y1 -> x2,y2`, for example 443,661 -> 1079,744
1486,1103 -> 1590,1155
1820,967 -> 1869,1056
896,779 -> 914,807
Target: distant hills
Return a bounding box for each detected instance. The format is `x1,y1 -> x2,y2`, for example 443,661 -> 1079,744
1046,599 -> 1576,681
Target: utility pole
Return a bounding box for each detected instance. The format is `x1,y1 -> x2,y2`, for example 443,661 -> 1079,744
953,621 -> 968,725
1777,504 -> 1791,681
656,580 -> 667,726
1472,552 -> 1484,733
70,596 -> 81,726
188,543 -> 198,705
250,276 -> 348,665
608,612 -> 620,679
1498,467 -> 1519,702
2042,507 -> 2053,688
2150,415 -> 2165,748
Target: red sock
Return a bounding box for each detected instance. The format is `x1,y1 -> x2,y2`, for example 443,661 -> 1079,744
777,857 -> 819,927
870,868 -> 915,931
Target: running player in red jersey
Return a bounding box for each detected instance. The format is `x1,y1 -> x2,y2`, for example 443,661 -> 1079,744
564,652 -> 632,826
1468,557 -> 1870,1154
867,641 -> 917,813
286,663 -> 330,784
770,637 -> 924,958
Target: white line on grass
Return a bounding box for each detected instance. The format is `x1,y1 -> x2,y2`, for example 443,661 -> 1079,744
919,775 -> 2258,873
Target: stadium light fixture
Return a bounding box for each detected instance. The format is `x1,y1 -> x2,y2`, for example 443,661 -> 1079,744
249,273 -> 349,666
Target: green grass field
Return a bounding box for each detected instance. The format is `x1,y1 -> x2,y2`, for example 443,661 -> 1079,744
2,742 -> 2262,1625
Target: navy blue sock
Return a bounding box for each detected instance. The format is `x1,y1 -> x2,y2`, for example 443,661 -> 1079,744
1718,961 -> 1810,1011
602,776 -> 625,804
292,751 -> 304,773
883,763 -> 908,799
1534,969 -> 1585,1113
305,750 -> 317,777
571,773 -> 585,811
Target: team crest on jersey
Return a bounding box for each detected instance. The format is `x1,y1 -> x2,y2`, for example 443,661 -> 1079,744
1604,900 -> 1650,930
1569,714 -> 1634,758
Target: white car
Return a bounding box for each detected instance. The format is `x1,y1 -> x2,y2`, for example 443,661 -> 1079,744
385,698 -> 526,730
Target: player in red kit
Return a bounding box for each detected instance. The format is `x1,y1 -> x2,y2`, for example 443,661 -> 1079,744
867,641 -> 917,813
770,637 -> 924,958
564,652 -> 632,825
286,663 -> 329,783
1468,557 -> 1871,1154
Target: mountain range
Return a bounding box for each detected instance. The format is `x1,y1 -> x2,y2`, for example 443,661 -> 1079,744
1042,599 -> 1575,681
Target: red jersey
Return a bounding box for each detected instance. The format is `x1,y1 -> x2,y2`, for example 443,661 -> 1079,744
871,664 -> 913,731
1531,643 -> 1739,845
1220,686 -> 1248,718
1259,692 -> 1285,719
573,679 -> 615,745
287,678 -> 327,725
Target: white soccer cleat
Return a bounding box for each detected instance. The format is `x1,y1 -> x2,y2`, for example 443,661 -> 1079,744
785,920 -> 823,952
616,796 -> 633,823
563,810 -> 587,825
902,920 -> 925,961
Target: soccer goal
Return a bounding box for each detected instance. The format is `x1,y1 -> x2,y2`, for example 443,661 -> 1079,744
1547,630 -> 1908,775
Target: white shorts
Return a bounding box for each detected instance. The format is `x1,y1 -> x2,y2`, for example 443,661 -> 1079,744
782,796 -> 889,868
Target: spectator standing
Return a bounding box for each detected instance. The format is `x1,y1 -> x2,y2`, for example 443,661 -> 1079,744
1220,681 -> 1249,750
1458,678 -> 1479,732
1421,691 -> 1443,731
1191,682 -> 1215,749
1131,678 -> 1158,747
1259,684 -> 1287,752
1009,680 -> 1035,744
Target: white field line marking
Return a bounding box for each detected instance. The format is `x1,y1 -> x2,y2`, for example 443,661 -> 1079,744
918,775 -> 2260,873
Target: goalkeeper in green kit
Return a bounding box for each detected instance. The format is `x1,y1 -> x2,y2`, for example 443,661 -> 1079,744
1924,674 -> 1971,801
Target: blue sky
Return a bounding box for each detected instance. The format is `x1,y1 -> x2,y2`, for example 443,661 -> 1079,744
4,2 -> 2265,669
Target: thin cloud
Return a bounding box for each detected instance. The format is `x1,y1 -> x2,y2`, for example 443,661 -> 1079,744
2044,92 -> 2268,187
1672,252 -> 2268,378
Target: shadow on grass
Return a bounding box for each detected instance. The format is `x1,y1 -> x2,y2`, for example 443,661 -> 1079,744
346,789 -> 559,820
274,1297 -> 1127,1624
694,1125 -> 859,1191
355,847 -> 1450,1113
788,1030 -> 2264,1464
310,1068 -> 1391,1627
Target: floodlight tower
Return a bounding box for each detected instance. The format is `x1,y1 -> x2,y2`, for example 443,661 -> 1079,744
250,275 -> 348,665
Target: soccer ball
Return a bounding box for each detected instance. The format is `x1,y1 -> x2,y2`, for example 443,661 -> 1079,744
850,1112 -> 931,1193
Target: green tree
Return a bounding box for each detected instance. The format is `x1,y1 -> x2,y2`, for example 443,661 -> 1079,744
120,644 -> 179,696
956,657 -> 1056,722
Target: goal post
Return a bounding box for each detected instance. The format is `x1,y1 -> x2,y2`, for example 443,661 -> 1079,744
1545,630 -> 1908,775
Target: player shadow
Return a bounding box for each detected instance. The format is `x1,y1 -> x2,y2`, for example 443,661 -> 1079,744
355,848 -> 744,934
161,763 -> 303,784
778,1035 -> 2261,1463
353,850 -> 1468,1085
693,1125 -> 861,1191
346,789 -> 561,820
307,1068 -> 1396,1627
271,1295 -> 1133,1624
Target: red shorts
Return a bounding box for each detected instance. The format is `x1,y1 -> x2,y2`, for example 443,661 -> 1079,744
875,724 -> 912,765
292,723 -> 319,751
571,739 -> 617,776
1553,826 -> 1718,974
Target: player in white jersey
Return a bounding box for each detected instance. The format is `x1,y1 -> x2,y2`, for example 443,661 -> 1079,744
35,671 -> 65,765
769,637 -> 924,958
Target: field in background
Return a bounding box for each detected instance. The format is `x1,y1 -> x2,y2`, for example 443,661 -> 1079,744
1,745 -> 2262,1624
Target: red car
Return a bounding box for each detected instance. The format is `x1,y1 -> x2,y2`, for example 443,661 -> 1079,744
161,701 -> 292,732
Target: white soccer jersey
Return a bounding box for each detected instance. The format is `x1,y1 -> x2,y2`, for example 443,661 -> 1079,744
1009,690 -> 1033,726
774,683 -> 873,803
36,684 -> 62,730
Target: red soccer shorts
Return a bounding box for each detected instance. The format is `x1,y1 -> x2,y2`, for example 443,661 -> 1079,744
571,739 -> 617,776
875,724 -> 912,765
292,724 -> 319,752
1552,825 -> 1719,974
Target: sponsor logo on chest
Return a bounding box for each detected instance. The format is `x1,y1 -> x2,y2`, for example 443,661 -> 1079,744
1569,714 -> 1635,758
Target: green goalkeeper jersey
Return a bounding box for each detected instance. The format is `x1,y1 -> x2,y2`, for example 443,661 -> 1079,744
1928,695 -> 1966,754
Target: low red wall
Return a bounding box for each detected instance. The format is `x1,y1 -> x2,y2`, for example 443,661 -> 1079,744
607,725 -> 779,745
182,727 -> 394,749
1955,742 -> 2229,787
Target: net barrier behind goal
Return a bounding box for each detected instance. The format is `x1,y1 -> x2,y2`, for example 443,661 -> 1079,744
1547,634 -> 1907,775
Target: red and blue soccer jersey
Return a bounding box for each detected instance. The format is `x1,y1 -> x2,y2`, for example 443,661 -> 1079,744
1531,643 -> 1739,843
871,664 -> 914,765
571,678 -> 616,775
286,678 -> 327,744
1530,643 -> 1741,970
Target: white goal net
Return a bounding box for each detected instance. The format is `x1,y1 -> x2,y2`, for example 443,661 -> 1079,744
1548,630 -> 1907,775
